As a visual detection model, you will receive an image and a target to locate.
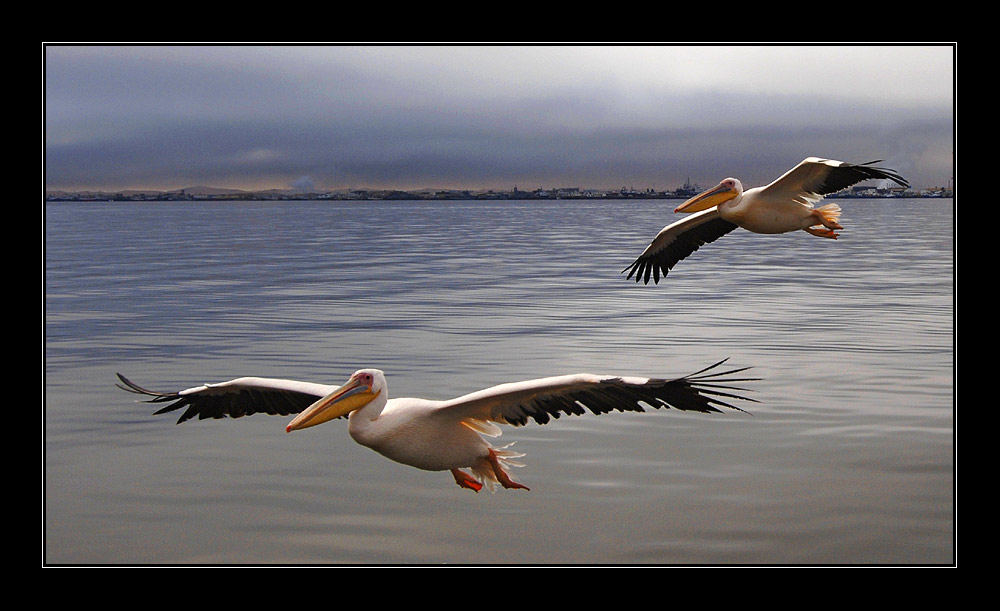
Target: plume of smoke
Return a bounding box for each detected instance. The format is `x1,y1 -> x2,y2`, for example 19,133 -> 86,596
291,176 -> 315,192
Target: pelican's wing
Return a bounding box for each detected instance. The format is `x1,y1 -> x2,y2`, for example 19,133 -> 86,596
761,157 -> 910,206
437,359 -> 757,428
116,374 -> 335,424
623,208 -> 738,284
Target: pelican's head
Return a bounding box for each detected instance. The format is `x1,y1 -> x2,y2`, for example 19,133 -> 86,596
675,178 -> 742,213
286,369 -> 385,432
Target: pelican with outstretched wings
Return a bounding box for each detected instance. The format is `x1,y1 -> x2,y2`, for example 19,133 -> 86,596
624,157 -> 909,284
118,360 -> 756,492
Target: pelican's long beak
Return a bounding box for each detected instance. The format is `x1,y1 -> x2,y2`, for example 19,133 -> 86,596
286,377 -> 379,432
675,182 -> 738,213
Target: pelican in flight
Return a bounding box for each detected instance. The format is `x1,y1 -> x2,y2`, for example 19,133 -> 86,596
117,360 -> 756,492
623,157 -> 909,284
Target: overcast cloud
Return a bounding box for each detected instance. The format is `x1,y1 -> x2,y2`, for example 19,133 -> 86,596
44,45 -> 955,192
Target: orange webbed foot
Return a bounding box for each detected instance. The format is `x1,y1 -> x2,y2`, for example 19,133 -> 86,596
487,449 -> 530,491
805,226 -> 839,239
451,469 -> 483,492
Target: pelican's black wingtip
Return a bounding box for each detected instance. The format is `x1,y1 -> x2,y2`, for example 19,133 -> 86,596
854,159 -> 910,188
115,372 -> 145,394
676,358 -> 762,413
114,373 -> 180,404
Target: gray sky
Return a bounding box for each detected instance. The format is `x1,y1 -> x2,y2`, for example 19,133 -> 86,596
44,44 -> 954,193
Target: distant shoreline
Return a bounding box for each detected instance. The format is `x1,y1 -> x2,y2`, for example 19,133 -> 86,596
45,188 -> 948,203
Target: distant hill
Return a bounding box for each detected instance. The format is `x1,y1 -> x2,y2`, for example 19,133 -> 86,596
46,182 -> 935,202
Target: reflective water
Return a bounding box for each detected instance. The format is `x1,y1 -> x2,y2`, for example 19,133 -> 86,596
44,198 -> 954,564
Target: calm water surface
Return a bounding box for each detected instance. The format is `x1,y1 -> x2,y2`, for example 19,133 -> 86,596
44,198 -> 954,564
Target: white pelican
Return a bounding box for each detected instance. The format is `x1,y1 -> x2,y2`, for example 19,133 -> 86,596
623,157 -> 909,284
117,360 -> 756,492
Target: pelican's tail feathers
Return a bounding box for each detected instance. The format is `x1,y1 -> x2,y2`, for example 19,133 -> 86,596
470,464 -> 501,492
814,203 -> 843,229
491,442 -> 526,467
472,442 -> 529,493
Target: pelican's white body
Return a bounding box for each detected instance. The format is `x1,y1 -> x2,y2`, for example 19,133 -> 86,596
717,183 -> 838,234
349,396 -> 493,473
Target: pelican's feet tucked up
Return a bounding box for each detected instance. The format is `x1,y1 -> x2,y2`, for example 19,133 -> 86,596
452,447 -> 531,493
805,226 -> 839,239
806,204 -> 843,239
451,468 -> 484,492
487,448 -> 530,491
451,469 -> 483,492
